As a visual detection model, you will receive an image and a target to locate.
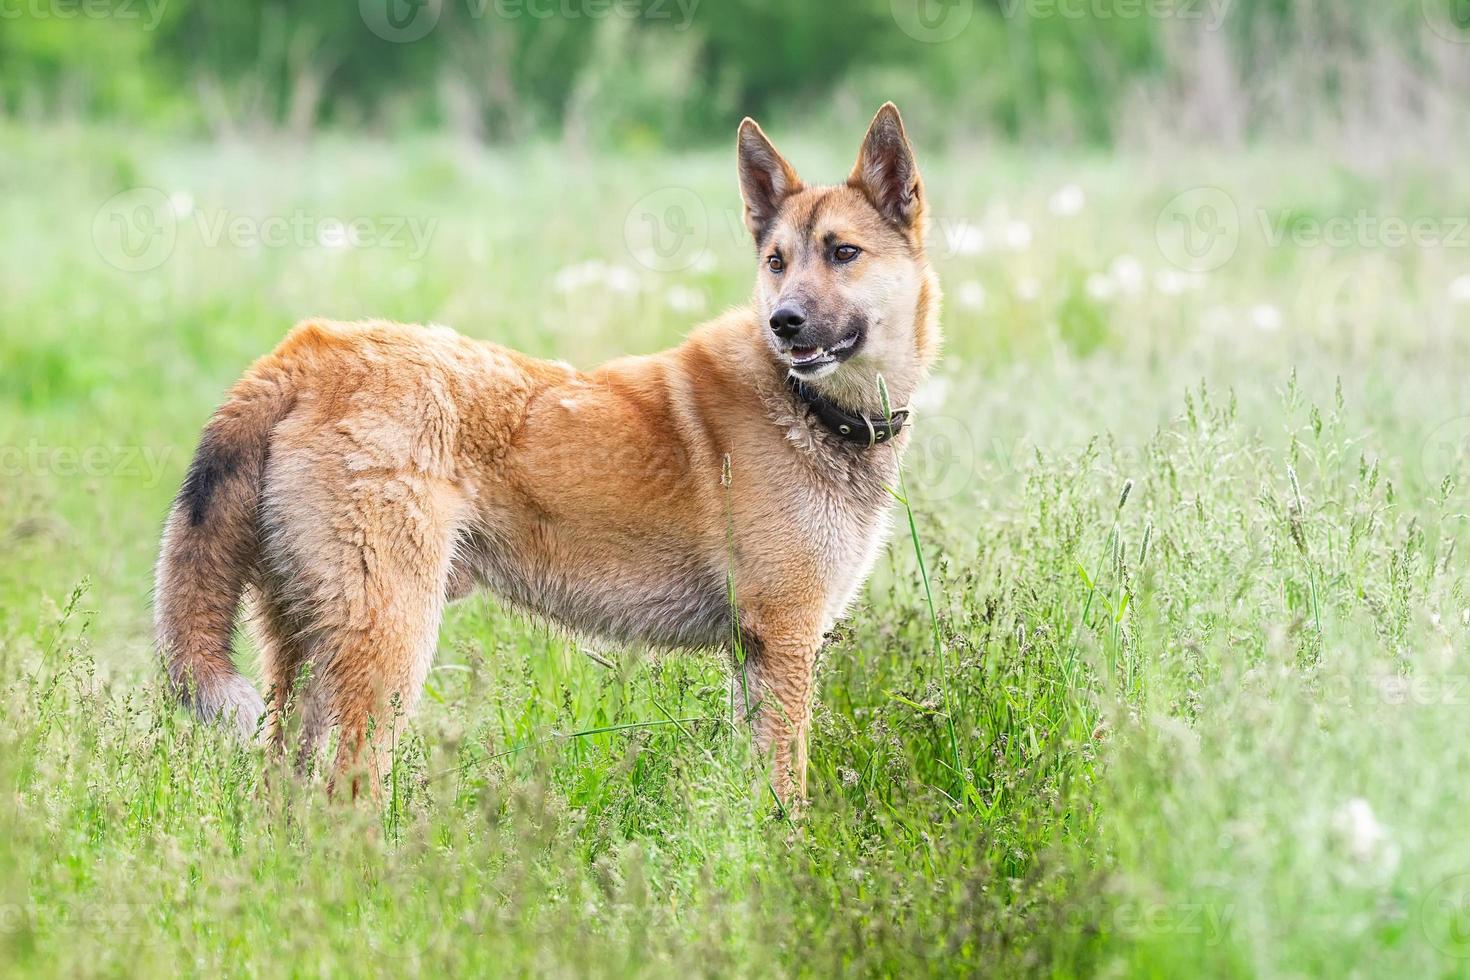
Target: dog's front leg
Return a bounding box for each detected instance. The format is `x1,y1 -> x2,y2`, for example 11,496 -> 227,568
731,615 -> 823,810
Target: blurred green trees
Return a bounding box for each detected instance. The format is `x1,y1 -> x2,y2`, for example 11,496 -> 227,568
0,0 -> 1455,144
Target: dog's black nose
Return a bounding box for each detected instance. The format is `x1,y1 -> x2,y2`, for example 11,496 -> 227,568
770,307 -> 807,339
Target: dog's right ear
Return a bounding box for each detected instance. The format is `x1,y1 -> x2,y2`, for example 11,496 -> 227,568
737,118 -> 802,245
850,102 -> 924,235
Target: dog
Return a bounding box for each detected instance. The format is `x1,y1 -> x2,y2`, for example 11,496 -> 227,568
154,103 -> 941,806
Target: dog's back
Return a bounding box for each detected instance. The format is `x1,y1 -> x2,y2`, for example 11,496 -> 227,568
155,104 -> 941,807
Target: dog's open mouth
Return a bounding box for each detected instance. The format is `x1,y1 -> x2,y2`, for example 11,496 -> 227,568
787,326 -> 864,375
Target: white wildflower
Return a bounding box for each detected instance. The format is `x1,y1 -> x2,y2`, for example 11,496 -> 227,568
912,376 -> 950,413
956,280 -> 986,309
552,260 -> 607,294
1048,184 -> 1086,217
1110,255 -> 1145,296
1332,798 -> 1400,874
1002,220 -> 1033,252
1086,274 -> 1116,301
946,222 -> 986,257
602,264 -> 640,294
1250,304 -> 1283,332
664,285 -> 705,313
1156,269 -> 1201,295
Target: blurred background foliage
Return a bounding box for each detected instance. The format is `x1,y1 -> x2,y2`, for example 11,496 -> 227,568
1,0 -> 1464,148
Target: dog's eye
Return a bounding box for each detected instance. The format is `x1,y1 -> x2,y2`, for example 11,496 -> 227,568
767,254 -> 784,274
833,244 -> 862,264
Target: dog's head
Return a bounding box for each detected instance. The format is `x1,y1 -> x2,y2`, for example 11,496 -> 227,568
737,103 -> 941,405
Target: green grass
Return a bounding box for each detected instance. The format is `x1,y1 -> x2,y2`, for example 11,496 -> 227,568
5,122 -> 1470,976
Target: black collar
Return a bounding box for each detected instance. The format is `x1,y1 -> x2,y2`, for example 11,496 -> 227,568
786,376 -> 910,447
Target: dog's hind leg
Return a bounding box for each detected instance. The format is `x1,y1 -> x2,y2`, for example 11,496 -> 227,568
245,587 -> 314,756
259,415 -> 467,800
309,482 -> 463,802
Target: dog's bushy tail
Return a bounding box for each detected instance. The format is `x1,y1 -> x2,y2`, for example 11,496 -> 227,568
154,362 -> 296,739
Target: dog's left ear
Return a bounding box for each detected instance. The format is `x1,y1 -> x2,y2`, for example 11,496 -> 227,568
738,118 -> 803,244
849,103 -> 925,236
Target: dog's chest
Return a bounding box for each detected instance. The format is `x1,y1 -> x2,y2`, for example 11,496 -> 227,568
780,441 -> 900,628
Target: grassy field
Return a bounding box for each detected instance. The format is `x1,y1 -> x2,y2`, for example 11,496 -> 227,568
4,121 -> 1470,976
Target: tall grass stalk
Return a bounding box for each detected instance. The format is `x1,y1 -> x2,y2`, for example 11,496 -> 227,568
722,454 -> 749,721
1069,480 -> 1133,692
1287,465 -> 1324,642
877,375 -> 965,802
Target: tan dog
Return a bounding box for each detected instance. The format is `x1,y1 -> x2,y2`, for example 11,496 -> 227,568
154,103 -> 941,806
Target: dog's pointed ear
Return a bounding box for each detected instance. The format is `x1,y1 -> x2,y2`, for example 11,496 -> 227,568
849,103 -> 925,236
738,117 -> 802,244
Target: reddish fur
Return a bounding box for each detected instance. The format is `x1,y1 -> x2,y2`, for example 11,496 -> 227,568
154,104 -> 941,807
